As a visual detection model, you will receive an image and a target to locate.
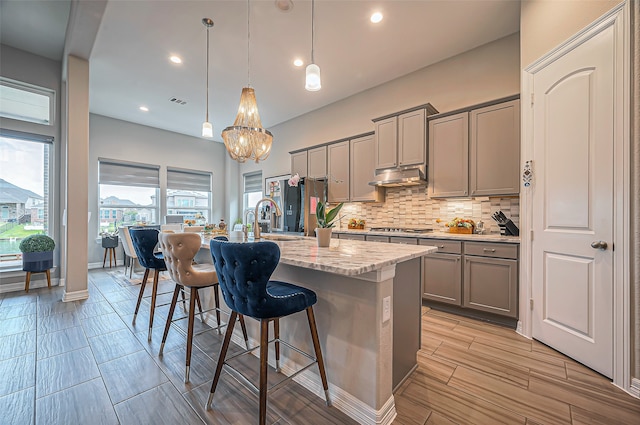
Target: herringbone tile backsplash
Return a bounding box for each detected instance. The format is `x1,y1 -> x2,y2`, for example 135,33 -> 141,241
336,186 -> 519,234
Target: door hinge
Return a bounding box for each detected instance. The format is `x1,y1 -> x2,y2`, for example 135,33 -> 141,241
530,230 -> 534,241
530,299 -> 534,310
530,93 -> 534,106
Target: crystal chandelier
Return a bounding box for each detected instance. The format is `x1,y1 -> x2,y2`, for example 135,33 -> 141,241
221,0 -> 273,163
202,18 -> 214,138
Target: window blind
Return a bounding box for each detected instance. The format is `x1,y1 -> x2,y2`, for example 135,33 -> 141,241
98,158 -> 160,187
167,167 -> 211,192
243,171 -> 262,193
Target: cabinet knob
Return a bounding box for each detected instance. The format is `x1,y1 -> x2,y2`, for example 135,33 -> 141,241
438,245 -> 445,249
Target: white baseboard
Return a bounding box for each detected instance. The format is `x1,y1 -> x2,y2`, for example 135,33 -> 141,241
0,279 -> 60,294
204,314 -> 397,425
62,288 -> 89,302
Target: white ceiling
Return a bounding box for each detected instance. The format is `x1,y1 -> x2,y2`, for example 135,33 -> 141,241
1,0 -> 521,142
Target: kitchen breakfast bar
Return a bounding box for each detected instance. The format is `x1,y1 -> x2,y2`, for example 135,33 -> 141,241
196,235 -> 437,425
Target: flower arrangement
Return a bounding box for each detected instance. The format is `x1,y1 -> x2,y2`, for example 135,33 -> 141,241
184,219 -> 196,226
446,217 -> 475,234
348,218 -> 366,230
288,173 -> 301,187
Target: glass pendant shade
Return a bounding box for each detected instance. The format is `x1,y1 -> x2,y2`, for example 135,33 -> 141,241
202,121 -> 213,138
305,63 -> 321,91
221,87 -> 273,163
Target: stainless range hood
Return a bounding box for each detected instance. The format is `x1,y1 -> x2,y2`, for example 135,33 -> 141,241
368,166 -> 427,187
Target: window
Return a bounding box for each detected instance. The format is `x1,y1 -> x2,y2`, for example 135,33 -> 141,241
166,167 -> 212,225
98,159 -> 160,233
0,131 -> 53,264
0,78 -> 54,125
243,171 -> 263,224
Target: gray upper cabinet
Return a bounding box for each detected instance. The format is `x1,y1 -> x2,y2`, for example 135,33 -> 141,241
307,146 -> 327,179
374,116 -> 398,169
290,150 -> 308,178
350,134 -> 382,202
398,108 -> 426,167
470,99 -> 520,196
375,109 -> 427,170
429,112 -> 469,197
327,141 -> 350,203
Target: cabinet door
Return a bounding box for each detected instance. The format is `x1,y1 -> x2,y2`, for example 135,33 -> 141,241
464,256 -> 518,318
350,134 -> 382,202
428,112 -> 469,197
470,99 -> 520,196
422,253 -> 462,306
374,116 -> 397,169
290,151 -> 308,178
307,146 -> 327,179
398,109 -> 426,166
327,141 -> 350,203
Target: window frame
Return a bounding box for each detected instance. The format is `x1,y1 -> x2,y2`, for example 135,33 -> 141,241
0,77 -> 55,126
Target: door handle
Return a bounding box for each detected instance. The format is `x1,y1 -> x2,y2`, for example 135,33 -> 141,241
590,241 -> 608,250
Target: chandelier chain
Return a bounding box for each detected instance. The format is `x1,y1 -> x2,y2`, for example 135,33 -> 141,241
247,0 -> 251,86
205,24 -> 210,121
311,0 -> 315,63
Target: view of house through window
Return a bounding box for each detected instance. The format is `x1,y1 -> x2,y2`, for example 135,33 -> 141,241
0,135 -> 51,264
166,167 -> 212,225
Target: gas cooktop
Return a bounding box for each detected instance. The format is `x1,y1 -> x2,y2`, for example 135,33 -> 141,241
369,227 -> 434,233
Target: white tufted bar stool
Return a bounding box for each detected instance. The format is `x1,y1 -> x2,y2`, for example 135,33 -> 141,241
157,232 -> 249,382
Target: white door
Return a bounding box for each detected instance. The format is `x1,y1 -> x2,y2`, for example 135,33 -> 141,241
531,23 -> 614,377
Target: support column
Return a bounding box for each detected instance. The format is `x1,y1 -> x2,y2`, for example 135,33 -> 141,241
62,55 -> 90,302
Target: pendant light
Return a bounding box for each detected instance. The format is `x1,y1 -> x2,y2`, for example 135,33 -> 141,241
221,0 -> 273,163
305,0 -> 321,91
202,18 -> 214,138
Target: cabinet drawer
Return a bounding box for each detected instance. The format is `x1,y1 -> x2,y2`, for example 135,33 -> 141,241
464,242 -> 518,259
339,233 -> 366,241
389,237 -> 418,245
419,239 -> 462,254
366,235 -> 390,243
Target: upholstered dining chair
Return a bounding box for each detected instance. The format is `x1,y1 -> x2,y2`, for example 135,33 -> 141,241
118,226 -> 138,278
207,239 -> 331,425
128,227 -> 166,341
157,232 -> 249,383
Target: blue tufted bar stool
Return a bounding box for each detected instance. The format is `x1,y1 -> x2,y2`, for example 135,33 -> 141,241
206,239 -> 331,425
157,232 -> 249,382
129,228 -> 167,341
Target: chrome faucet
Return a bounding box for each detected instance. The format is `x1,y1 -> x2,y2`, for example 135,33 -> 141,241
253,197 -> 282,240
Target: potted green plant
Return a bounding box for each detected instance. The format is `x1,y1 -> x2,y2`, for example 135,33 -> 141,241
315,201 -> 344,247
19,234 -> 55,272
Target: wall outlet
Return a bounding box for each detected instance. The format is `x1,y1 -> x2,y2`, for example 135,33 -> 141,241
382,296 -> 391,323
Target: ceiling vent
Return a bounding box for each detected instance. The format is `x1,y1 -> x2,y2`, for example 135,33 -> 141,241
169,97 -> 187,105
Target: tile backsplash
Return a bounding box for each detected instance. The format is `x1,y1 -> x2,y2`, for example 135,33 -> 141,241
335,186 -> 519,234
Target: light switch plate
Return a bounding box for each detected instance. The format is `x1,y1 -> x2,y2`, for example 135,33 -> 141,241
382,296 -> 391,323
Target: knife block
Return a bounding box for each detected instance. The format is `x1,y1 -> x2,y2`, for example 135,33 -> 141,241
498,220 -> 519,236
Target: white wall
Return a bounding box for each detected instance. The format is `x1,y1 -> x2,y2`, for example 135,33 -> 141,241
235,33 -> 521,202
87,114 -> 228,264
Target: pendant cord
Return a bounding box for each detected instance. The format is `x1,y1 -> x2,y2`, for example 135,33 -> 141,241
205,25 -> 210,122
311,0 -> 315,64
247,0 -> 251,86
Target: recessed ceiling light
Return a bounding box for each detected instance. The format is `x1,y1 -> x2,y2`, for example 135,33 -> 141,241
293,58 -> 304,67
139,106 -> 149,112
370,12 -> 383,24
169,55 -> 182,64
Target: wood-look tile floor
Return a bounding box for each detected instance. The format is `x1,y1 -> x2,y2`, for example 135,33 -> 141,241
0,268 -> 638,424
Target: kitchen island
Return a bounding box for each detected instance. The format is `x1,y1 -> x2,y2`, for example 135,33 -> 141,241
198,235 -> 437,425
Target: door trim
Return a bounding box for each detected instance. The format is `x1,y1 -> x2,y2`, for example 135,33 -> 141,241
520,2 -> 631,391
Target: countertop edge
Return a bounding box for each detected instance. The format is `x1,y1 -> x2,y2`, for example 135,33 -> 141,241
333,229 -> 520,244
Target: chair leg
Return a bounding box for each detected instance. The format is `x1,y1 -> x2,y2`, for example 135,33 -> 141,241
129,258 -> 135,279
207,311 -> 238,409
45,269 -> 51,288
132,270 -> 149,324
274,318 -> 280,373
307,307 -> 331,406
102,248 -> 108,268
185,287 -> 197,383
148,269 -> 160,341
194,289 -> 205,323
259,319 -> 269,425
239,314 -> 250,349
180,288 -> 187,312
25,271 -> 31,293
160,284 -> 181,355
213,285 -> 222,334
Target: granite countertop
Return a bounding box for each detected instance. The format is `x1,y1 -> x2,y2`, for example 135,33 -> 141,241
332,229 -> 520,244
202,235 -> 437,277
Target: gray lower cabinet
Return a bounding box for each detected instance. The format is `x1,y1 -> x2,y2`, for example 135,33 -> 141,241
422,253 -> 462,306
339,233 -> 366,241
464,255 -> 518,318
